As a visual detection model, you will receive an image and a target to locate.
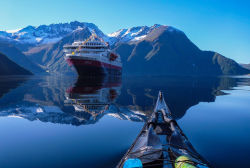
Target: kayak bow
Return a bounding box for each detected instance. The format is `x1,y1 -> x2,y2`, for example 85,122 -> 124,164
117,91 -> 210,168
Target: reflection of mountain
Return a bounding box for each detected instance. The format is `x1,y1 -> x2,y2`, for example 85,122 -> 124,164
116,76 -> 239,119
0,76 -> 147,125
0,75 -> 247,124
0,76 -> 28,98
0,76 -> 73,109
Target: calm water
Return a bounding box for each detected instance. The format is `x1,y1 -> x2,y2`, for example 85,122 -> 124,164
0,75 -> 249,168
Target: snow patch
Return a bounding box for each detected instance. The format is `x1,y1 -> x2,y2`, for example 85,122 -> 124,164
36,38 -> 43,42
108,29 -> 127,37
7,115 -> 24,119
6,28 -> 22,33
131,35 -> 146,41
36,107 -> 43,113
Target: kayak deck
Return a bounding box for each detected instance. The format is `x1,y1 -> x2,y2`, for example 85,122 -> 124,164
117,91 -> 210,168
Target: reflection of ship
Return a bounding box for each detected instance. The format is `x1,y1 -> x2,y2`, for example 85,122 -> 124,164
63,34 -> 122,76
65,76 -> 121,113
64,76 -> 146,124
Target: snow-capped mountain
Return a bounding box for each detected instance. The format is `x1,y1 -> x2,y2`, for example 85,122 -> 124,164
0,21 -> 106,45
0,22 -> 181,46
108,24 -> 161,43
107,24 -> 181,44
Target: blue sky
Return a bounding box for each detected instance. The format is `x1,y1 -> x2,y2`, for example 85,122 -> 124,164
0,0 -> 249,63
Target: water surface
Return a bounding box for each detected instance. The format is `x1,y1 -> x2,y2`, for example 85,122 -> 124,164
0,75 -> 249,168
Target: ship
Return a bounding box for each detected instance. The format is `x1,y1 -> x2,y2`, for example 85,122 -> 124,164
63,34 -> 122,76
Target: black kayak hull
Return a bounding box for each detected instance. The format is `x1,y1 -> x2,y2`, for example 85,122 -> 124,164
117,91 -> 210,168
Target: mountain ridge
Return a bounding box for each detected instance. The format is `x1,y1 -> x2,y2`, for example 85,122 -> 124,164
240,63 -> 250,70
0,22 -> 169,48
0,21 -> 106,46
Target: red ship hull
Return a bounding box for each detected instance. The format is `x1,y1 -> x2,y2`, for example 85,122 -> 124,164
66,58 -> 122,76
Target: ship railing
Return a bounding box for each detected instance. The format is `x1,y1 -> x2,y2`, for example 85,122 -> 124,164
65,52 -> 101,56
65,54 -> 98,60
63,48 -> 106,53
64,44 -> 107,48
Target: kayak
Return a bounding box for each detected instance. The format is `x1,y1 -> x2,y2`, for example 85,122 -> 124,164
117,91 -> 211,168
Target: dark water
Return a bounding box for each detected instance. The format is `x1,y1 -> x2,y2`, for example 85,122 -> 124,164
0,75 -> 249,168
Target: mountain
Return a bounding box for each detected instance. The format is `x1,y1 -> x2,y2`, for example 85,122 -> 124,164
113,25 -> 250,76
0,42 -> 43,73
0,52 -> 32,75
0,21 -> 107,47
2,21 -> 248,76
